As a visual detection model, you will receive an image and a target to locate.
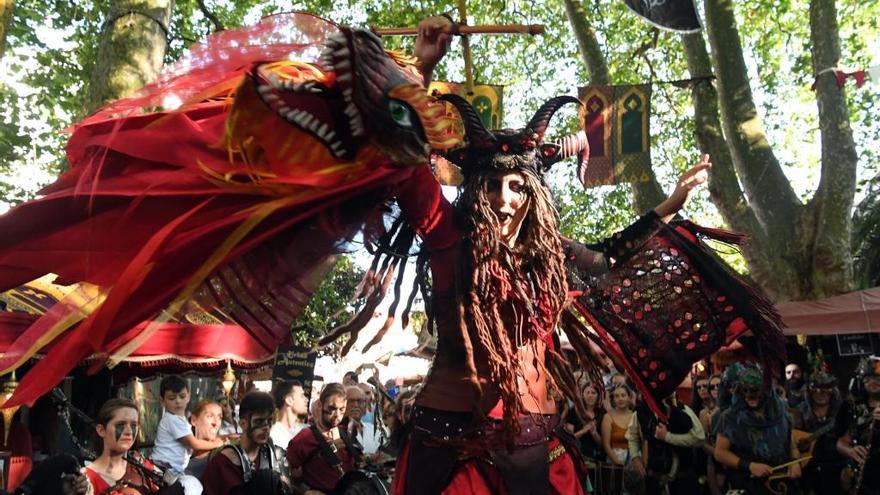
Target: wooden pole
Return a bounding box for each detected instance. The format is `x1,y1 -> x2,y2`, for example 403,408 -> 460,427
456,0 -> 475,95
372,24 -> 545,36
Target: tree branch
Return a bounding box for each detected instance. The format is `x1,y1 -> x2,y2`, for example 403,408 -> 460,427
197,0 -> 224,33
0,0 -> 15,60
679,31 -> 788,294
564,0 -> 667,213
563,0 -> 610,85
703,0 -> 802,232
808,0 -> 857,295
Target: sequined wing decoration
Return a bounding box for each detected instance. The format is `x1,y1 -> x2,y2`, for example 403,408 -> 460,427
568,221 -> 786,417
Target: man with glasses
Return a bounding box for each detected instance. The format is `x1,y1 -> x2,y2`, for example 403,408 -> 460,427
792,366 -> 845,494
837,356 -> 880,495
201,391 -> 292,495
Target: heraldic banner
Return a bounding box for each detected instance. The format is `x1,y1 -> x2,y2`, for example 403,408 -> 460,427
578,84 -> 652,188
428,81 -> 505,130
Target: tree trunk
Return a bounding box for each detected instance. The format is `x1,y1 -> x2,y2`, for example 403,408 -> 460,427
86,0 -> 173,113
703,0 -> 802,234
679,32 -> 783,295
563,0 -> 610,85
563,0 -> 666,214
808,0 -> 858,296
0,0 -> 14,60
702,0 -> 813,300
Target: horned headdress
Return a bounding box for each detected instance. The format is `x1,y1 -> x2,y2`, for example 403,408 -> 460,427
435,94 -> 590,185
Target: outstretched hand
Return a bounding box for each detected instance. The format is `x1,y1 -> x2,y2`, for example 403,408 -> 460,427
414,16 -> 453,84
654,153 -> 711,223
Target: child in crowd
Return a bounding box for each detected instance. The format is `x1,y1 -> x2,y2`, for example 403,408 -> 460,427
151,375 -> 223,493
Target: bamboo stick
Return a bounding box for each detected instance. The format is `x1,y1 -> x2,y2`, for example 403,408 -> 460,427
371,24 -> 545,36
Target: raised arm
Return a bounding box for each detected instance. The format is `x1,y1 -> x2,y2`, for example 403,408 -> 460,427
566,154 -> 712,278
414,16 -> 453,85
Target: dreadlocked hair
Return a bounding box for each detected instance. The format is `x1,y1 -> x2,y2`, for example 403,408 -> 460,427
454,168 -> 568,435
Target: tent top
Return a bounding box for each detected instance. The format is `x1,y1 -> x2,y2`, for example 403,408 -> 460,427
776,287 -> 880,336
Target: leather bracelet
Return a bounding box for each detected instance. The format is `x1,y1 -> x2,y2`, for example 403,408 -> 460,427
737,455 -> 751,471
438,12 -> 459,35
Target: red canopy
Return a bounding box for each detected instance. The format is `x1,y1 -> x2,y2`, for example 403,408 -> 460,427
776,287 -> 880,336
0,278 -> 277,371
0,311 -> 275,370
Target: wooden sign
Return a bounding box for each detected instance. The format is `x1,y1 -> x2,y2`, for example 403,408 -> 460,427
272,344 -> 318,396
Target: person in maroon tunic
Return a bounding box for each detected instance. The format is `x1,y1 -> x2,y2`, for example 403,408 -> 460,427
287,383 -> 357,494
200,392 -> 289,495
83,398 -> 180,495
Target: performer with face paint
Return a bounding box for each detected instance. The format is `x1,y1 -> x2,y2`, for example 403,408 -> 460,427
348,15 -> 786,495
200,392 -> 291,495
83,398 -> 184,495
713,363 -> 802,495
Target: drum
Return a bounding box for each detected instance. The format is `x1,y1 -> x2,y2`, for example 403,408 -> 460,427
332,469 -> 392,495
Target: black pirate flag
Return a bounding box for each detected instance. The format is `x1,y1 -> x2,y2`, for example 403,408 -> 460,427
623,0 -> 702,32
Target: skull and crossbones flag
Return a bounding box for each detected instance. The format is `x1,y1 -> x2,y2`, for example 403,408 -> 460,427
623,0 -> 702,33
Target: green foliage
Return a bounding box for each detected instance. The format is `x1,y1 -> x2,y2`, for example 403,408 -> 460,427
291,255 -> 365,349
853,173 -> 880,289
1,0 -> 875,276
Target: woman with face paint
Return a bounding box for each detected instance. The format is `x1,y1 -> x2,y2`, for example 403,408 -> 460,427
83,398 -> 182,495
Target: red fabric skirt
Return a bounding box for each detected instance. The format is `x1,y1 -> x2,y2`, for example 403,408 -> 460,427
391,436 -> 584,495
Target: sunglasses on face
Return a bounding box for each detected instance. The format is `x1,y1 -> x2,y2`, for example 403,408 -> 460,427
697,384 -> 709,389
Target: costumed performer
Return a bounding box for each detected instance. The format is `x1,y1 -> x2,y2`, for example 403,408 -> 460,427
83,398 -> 184,495
354,15 -> 786,495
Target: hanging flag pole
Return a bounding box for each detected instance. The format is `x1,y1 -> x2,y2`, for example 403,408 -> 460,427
456,0 -> 476,95
373,1 -> 544,96
372,24 -> 544,36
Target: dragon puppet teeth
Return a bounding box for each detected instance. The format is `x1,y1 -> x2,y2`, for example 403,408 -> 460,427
343,103 -> 359,118
350,118 -> 365,137
257,84 -> 272,96
336,72 -> 352,83
325,131 -> 336,142
317,123 -> 329,138
330,141 -> 344,151
333,59 -> 351,70
334,47 -> 350,58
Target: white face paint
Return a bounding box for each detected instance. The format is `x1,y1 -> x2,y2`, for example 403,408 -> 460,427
486,171 -> 530,248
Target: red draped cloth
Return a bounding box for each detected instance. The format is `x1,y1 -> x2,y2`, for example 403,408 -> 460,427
0,14 -> 418,406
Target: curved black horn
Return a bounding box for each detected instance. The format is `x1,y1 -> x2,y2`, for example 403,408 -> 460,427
525,95 -> 582,140
438,93 -> 496,145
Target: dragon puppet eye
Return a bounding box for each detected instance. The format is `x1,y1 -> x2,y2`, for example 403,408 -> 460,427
389,100 -> 413,128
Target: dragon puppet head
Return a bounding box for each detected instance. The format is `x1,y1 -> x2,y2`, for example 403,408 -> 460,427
249,27 -> 460,165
